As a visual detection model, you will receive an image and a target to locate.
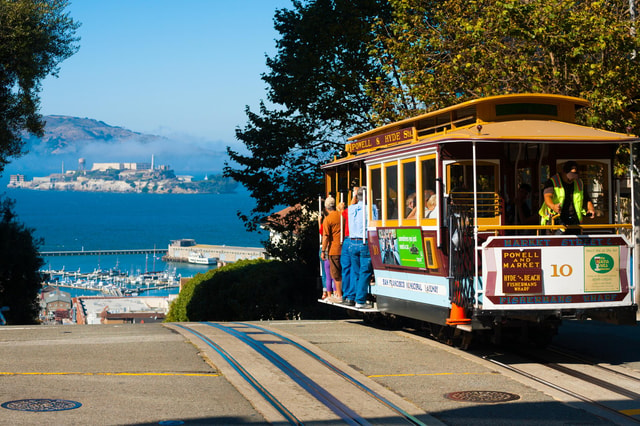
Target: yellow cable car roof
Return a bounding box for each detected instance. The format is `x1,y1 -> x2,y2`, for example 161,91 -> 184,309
348,93 -> 590,142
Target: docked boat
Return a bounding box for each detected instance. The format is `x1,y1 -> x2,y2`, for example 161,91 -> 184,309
187,252 -> 216,265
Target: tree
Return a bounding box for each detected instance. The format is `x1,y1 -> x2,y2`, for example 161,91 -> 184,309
0,0 -> 80,174
225,0 -> 392,243
228,0 -> 640,261
0,198 -> 44,324
373,0 -> 640,135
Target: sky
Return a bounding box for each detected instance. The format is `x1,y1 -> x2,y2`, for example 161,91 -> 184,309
35,0 -> 293,170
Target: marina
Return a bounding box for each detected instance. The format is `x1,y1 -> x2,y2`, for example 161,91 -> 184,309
42,267 -> 182,297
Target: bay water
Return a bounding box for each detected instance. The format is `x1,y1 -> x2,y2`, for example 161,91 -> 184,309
1,182 -> 265,296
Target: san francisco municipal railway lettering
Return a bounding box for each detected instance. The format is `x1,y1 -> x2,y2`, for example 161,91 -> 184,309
502,249 -> 542,294
379,277 -> 443,295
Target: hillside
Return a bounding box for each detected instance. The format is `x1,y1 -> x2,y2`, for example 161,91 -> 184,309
8,115 -> 230,175
22,115 -> 162,155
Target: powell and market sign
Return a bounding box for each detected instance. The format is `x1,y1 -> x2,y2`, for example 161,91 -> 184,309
347,127 -> 414,154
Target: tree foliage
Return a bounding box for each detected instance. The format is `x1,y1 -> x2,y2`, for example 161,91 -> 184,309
374,0 -> 640,134
0,0 -> 79,174
0,197 -> 44,324
225,0 -> 392,236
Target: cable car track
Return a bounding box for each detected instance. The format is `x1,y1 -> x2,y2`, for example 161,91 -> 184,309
172,322 -> 433,425
480,345 -> 640,425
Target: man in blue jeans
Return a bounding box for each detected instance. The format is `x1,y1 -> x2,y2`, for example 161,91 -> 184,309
340,195 -> 355,307
347,187 -> 373,309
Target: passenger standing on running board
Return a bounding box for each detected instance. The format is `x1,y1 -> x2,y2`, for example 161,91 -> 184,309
321,196 -> 343,303
348,187 -> 373,309
340,187 -> 358,307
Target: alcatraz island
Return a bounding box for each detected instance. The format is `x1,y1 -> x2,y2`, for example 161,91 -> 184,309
7,156 -> 237,194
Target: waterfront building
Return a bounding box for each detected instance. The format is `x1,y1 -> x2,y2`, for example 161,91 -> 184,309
40,287 -> 72,323
73,296 -> 173,325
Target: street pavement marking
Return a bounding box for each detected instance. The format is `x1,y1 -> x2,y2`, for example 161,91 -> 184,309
0,371 -> 220,377
368,372 -> 499,378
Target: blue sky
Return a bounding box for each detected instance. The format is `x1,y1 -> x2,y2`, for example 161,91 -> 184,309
40,0 -> 292,147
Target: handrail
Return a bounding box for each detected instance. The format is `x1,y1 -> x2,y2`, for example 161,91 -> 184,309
416,115 -> 475,136
450,191 -> 502,217
477,223 -> 631,235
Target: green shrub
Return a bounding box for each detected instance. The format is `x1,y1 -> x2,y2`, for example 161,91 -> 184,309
166,258 -> 317,321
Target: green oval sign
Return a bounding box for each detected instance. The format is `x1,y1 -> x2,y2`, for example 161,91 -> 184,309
590,253 -> 614,274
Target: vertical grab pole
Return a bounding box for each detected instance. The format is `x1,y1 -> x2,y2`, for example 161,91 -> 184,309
472,140 -> 480,309
630,142 -> 638,303
340,192 -> 344,243
363,187 -> 367,244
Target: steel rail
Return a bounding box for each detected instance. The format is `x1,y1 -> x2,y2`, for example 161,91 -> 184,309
174,323 -> 302,425
235,322 -> 427,426
207,322 -> 370,426
483,354 -> 640,424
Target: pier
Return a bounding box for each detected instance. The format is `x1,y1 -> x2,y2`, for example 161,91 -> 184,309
164,240 -> 266,264
40,248 -> 168,257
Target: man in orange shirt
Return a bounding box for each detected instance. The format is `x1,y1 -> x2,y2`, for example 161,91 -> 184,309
321,196 -> 342,303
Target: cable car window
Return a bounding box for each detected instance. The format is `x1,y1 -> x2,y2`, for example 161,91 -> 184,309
385,163 -> 399,220
402,160 -> 417,219
421,157 -> 437,219
447,161 -> 499,218
370,166 -> 381,220
337,169 -> 349,200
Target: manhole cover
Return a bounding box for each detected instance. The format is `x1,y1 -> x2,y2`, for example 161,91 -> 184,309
445,390 -> 520,403
1,399 -> 82,412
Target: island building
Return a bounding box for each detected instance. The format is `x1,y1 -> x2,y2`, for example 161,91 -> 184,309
91,162 -> 151,171
9,174 -> 26,185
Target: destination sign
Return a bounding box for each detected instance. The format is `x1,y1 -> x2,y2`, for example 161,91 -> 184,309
346,127 -> 414,153
501,249 -> 542,294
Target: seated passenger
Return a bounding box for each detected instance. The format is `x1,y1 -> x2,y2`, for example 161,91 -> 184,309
425,194 -> 437,218
405,193 -> 417,219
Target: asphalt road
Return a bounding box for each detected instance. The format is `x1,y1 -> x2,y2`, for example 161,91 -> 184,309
0,319 -> 636,425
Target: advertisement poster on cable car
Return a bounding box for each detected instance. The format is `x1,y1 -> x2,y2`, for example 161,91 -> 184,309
481,235 -> 630,310
377,228 -> 426,269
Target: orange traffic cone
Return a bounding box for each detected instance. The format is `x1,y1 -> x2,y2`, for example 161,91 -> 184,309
446,302 -> 471,325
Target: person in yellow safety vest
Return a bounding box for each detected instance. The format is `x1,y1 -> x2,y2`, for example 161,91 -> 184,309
538,160 -> 595,234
